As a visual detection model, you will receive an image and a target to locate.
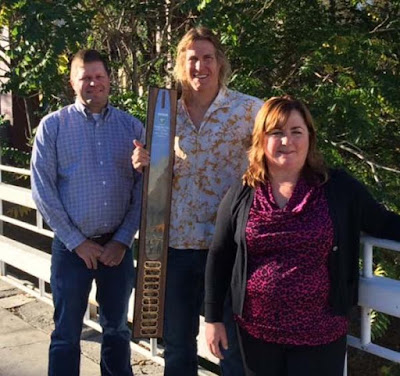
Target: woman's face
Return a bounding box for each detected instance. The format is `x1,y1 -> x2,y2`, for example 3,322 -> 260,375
263,110 -> 310,176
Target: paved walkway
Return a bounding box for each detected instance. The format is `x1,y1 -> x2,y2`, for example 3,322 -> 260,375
0,278 -> 164,376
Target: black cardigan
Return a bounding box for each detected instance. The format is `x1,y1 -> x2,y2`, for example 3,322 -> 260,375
204,169 -> 400,323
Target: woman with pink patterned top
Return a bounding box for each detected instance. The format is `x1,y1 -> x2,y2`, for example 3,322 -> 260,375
204,96 -> 400,376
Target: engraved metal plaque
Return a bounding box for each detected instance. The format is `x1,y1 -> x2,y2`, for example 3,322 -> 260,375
133,87 -> 177,338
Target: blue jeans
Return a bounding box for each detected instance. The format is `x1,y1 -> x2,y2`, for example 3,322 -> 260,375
49,237 -> 134,376
163,248 -> 244,376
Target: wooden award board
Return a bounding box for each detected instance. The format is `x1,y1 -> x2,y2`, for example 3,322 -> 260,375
133,87 -> 177,338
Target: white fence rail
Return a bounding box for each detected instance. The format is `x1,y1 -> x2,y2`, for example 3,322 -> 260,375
1,161 -> 400,374
347,236 -> 400,365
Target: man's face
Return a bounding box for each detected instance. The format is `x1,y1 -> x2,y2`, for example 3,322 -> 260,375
185,40 -> 221,94
70,61 -> 110,113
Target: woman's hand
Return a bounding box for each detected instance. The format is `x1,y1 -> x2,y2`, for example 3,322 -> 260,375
205,322 -> 228,359
132,139 -> 150,173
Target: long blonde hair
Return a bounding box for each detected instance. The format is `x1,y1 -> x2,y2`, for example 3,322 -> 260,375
174,27 -> 231,100
243,96 -> 327,187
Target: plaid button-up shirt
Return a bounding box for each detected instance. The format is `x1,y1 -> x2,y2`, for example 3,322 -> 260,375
31,100 -> 144,250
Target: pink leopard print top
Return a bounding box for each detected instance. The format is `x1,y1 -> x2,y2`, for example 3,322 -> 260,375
236,178 -> 348,345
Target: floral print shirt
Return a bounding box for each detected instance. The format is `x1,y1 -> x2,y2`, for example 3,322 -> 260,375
169,88 -> 263,250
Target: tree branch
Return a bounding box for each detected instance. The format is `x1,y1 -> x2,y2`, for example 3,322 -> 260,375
327,139 -> 400,183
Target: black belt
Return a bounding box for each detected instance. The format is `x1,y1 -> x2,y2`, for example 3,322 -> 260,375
89,232 -> 114,246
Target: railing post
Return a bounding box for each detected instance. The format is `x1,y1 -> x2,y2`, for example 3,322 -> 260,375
150,338 -> 158,357
84,304 -> 91,321
0,147 -> 3,236
0,148 -> 5,276
36,211 -> 43,230
360,307 -> 372,347
362,242 -> 373,278
361,242 -> 373,347
39,278 -> 46,297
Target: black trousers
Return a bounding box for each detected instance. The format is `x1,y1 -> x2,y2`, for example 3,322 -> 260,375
237,326 -> 346,376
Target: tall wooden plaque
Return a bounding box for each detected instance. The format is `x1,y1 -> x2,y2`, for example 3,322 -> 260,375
133,87 -> 177,338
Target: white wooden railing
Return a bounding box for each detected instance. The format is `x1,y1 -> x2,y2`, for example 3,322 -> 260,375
347,236 -> 400,366
1,159 -> 400,375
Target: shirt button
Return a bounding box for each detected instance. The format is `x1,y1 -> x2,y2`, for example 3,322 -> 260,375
100,161 -> 103,165
98,142 -> 101,146
104,202 -> 108,206
332,246 -> 338,252
102,181 -> 106,185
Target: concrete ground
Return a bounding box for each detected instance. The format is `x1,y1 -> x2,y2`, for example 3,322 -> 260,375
0,278 -> 164,376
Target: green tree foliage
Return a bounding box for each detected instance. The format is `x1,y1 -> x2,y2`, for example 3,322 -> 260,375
0,0 -> 92,138
195,0 -> 400,213
0,0 -> 91,104
1,1 -> 400,342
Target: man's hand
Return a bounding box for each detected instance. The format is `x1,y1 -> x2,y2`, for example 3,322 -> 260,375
132,139 -> 150,173
99,240 -> 127,267
75,240 -> 104,270
205,322 -> 228,360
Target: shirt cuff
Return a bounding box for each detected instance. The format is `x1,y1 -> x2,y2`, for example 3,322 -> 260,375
63,232 -> 87,252
204,302 -> 224,323
112,226 -> 137,248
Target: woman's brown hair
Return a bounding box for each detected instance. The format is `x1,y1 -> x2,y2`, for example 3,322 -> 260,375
243,96 -> 328,187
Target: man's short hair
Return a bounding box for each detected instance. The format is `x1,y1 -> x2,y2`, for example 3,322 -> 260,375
70,49 -> 110,78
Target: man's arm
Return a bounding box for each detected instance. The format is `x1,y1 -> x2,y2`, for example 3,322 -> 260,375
99,167 -> 143,267
99,118 -> 144,267
110,118 -> 145,247
31,113 -> 87,251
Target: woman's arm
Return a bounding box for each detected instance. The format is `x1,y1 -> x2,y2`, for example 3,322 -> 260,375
349,173 -> 400,240
204,185 -> 238,323
204,185 -> 241,359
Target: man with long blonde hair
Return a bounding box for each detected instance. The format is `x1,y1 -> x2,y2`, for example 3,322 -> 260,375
133,27 -> 262,375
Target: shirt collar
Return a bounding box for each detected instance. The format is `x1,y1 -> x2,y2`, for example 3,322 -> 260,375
208,86 -> 231,111
74,99 -> 111,120
178,86 -> 231,117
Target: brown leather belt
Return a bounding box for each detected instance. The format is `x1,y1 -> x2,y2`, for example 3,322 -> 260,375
89,232 -> 114,246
